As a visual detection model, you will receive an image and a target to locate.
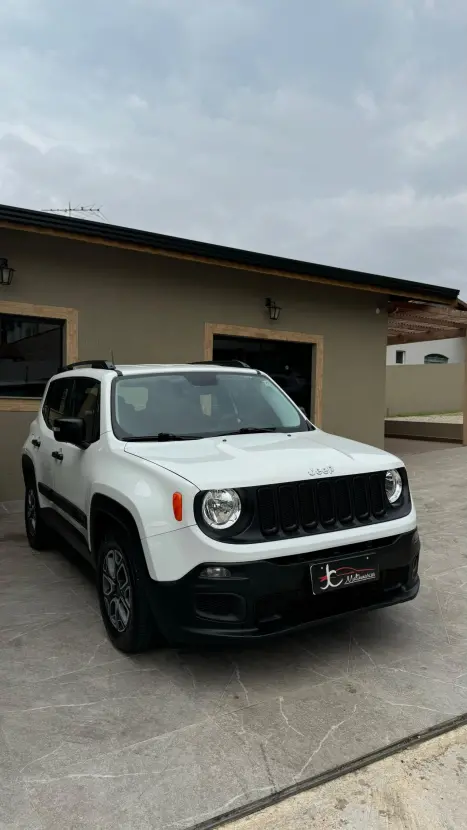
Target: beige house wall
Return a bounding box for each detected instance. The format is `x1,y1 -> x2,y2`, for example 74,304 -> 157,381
386,363 -> 465,417
0,228 -> 388,501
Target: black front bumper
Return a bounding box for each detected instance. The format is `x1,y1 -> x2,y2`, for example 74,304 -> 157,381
148,529 -> 421,645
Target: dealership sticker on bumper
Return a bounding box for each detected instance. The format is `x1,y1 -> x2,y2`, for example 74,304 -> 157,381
311,556 -> 379,595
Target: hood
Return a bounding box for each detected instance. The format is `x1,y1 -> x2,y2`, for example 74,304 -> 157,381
124,429 -> 403,490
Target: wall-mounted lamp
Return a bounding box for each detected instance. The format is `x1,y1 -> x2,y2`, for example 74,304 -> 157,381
265,297 -> 281,321
0,258 -> 15,286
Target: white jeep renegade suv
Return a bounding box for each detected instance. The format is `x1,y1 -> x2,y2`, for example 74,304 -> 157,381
22,360 -> 420,653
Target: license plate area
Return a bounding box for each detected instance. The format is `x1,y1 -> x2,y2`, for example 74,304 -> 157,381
311,554 -> 379,595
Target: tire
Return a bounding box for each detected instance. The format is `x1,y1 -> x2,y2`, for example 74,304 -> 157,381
24,478 -> 54,551
96,526 -> 158,654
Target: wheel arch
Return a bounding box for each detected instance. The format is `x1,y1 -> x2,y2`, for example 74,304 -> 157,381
22,453 -> 36,484
90,494 -> 149,575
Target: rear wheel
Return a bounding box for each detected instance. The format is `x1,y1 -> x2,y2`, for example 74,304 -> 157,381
97,527 -> 158,653
24,479 -> 54,551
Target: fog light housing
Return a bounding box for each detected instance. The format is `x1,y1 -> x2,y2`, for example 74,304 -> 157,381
411,555 -> 419,580
199,566 -> 232,579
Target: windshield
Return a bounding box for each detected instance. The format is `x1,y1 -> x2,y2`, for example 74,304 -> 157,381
112,371 -> 312,441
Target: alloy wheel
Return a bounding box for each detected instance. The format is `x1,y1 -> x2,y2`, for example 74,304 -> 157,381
102,549 -> 132,633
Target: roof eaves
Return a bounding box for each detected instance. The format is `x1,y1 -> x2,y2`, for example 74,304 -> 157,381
0,203 -> 459,304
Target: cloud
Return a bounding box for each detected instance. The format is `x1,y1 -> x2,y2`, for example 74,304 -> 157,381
126,94 -> 149,111
355,91 -> 379,121
0,0 -> 466,293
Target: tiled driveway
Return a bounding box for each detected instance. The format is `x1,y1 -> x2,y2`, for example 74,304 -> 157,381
2,446 -> 467,830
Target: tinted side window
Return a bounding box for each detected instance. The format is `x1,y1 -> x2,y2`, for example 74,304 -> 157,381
42,379 -> 73,429
71,377 -> 101,444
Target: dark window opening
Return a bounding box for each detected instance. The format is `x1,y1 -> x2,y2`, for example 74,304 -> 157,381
0,313 -> 64,398
395,350 -> 406,365
212,335 -> 314,417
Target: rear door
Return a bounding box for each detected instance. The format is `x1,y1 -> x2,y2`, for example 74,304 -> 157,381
36,378 -> 73,508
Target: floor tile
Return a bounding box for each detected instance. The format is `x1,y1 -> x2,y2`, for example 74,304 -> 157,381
1,448 -> 467,828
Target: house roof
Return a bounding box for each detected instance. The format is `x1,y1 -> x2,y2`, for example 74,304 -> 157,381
0,202 -> 460,304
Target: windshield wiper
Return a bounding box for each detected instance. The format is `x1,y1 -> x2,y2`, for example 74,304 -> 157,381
126,427 -> 279,441
223,427 -> 278,435
126,432 -> 199,442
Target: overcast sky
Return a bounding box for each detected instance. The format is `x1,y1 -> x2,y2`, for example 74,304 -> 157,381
1,0 -> 466,293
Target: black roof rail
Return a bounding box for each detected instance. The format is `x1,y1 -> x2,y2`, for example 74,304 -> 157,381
190,360 -> 252,369
59,360 -> 122,375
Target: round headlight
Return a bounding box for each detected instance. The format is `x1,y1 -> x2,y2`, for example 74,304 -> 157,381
201,489 -> 242,529
385,469 -> 403,504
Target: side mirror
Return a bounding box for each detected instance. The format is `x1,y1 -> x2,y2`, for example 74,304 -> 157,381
54,417 -> 87,448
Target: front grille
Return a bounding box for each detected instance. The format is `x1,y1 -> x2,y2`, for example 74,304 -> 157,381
194,469 -> 411,544
257,472 -> 394,540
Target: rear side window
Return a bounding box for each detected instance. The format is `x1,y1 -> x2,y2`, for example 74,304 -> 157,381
42,379 -> 73,430
71,377 -> 101,444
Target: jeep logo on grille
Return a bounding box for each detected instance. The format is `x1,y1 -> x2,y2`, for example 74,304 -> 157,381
308,466 -> 334,477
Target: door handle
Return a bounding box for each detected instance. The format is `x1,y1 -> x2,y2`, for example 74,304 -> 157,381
31,438 -> 41,448
51,450 -> 63,461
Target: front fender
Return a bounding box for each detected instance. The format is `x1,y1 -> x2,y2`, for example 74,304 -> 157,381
90,456 -> 199,542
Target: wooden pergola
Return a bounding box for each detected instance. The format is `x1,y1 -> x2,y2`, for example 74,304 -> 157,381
388,299 -> 467,444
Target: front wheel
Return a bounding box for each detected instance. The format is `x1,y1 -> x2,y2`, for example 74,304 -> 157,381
97,530 -> 158,653
24,479 -> 54,551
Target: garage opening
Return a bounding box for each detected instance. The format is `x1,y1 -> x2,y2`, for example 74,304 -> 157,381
212,333 -> 314,417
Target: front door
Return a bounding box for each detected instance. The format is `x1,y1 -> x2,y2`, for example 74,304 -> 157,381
212,334 -> 314,416
52,376 -> 101,538
37,377 -> 74,508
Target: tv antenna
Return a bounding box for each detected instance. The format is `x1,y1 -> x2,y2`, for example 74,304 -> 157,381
42,202 -> 108,221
